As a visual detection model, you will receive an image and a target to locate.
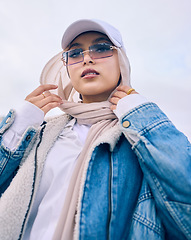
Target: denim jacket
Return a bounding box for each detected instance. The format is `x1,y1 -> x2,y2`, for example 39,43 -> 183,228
0,103 -> 191,240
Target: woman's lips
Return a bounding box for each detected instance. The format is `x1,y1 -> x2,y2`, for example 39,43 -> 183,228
81,69 -> 99,78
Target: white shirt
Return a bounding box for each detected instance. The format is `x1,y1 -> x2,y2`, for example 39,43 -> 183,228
2,94 -> 148,240
23,118 -> 90,240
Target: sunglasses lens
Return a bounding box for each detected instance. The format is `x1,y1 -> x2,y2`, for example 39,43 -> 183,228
63,43 -> 115,65
67,48 -> 83,65
90,43 -> 113,59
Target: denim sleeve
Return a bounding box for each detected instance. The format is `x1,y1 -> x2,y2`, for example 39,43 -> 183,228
0,111 -> 38,195
120,102 -> 191,239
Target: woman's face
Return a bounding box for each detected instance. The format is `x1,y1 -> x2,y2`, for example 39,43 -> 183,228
66,32 -> 120,103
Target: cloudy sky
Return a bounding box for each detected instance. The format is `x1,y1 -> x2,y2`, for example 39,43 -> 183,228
0,0 -> 191,140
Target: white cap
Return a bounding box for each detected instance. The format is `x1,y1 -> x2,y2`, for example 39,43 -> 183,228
61,19 -> 125,50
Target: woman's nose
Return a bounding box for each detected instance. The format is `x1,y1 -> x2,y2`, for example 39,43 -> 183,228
83,51 -> 95,64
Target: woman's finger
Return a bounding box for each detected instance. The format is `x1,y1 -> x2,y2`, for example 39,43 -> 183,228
39,94 -> 63,108
111,90 -> 127,99
29,94 -> 62,110
110,86 -> 138,112
25,84 -> 58,99
109,96 -> 120,105
116,85 -> 138,95
110,104 -> 117,111
41,102 -> 62,115
25,85 -> 63,115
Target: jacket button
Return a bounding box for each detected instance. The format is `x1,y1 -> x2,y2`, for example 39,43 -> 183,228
26,135 -> 31,141
122,120 -> 130,128
5,117 -> 11,123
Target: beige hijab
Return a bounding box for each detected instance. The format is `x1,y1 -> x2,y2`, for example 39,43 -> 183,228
40,47 -> 131,239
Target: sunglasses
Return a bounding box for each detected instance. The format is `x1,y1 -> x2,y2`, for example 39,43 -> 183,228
62,42 -> 117,66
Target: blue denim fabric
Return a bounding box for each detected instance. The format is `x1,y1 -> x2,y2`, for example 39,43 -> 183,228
0,103 -> 191,239
122,103 -> 191,239
79,136 -> 143,240
78,103 -> 191,240
0,111 -> 37,195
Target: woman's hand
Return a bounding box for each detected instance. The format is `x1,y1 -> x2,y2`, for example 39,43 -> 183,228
25,84 -> 63,115
110,85 -> 138,110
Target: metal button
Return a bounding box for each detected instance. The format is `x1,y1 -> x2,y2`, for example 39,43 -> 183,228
26,135 -> 31,141
122,120 -> 130,128
5,117 -> 11,123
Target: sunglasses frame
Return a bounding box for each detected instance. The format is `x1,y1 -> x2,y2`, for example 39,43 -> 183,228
61,43 -> 118,66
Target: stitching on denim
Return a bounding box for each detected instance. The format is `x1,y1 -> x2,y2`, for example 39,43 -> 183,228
0,157 -> 9,175
133,144 -> 168,200
134,147 -> 191,238
133,212 -> 163,236
164,201 -> 191,239
123,103 -> 157,118
150,171 -> 167,200
137,192 -> 153,204
138,119 -> 171,136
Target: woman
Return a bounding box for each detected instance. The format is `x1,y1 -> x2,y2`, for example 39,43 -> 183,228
0,19 -> 190,240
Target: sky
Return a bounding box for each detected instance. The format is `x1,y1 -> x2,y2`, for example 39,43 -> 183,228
0,0 -> 191,141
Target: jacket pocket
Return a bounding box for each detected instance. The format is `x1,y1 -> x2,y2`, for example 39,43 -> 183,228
128,189 -> 165,239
